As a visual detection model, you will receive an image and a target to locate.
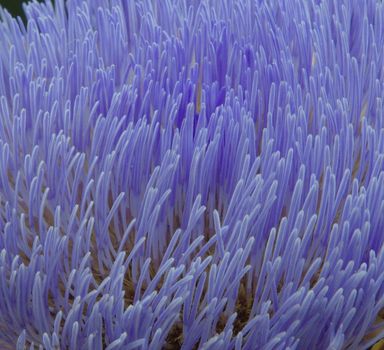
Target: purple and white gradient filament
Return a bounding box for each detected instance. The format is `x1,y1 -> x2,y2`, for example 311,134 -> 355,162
1,0 -> 384,349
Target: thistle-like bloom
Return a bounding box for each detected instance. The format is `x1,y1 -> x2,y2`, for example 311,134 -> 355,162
1,0 -> 384,349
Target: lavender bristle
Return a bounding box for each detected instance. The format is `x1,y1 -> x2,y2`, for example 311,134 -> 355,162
1,0 -> 384,348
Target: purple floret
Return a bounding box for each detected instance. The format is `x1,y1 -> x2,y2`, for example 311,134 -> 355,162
1,0 -> 384,349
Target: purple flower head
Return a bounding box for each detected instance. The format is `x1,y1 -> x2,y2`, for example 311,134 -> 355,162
1,0 -> 384,349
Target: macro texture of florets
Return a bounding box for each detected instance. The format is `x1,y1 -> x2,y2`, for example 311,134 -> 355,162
1,0 -> 384,349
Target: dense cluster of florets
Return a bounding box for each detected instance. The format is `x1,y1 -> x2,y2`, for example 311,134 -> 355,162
1,0 -> 384,349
